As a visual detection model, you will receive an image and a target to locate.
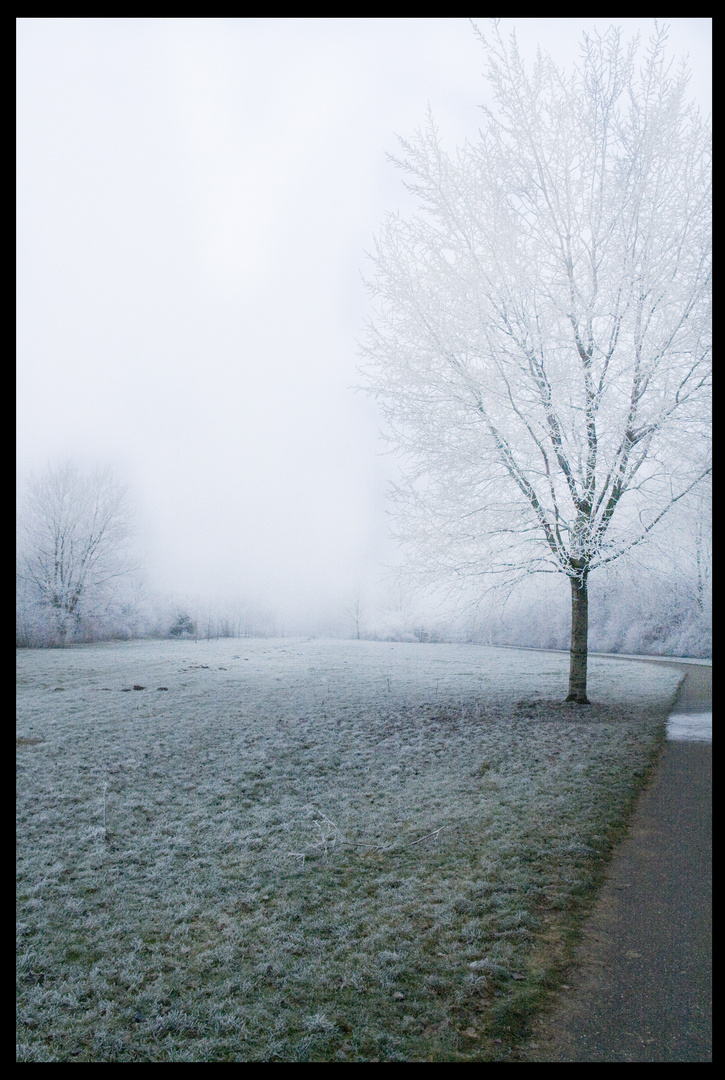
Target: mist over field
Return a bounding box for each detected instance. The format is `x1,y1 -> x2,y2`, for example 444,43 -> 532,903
17,21 -> 711,1063
17,18 -> 711,653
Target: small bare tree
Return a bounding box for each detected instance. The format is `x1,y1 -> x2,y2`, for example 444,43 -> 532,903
17,463 -> 137,645
346,582 -> 366,640
362,22 -> 711,702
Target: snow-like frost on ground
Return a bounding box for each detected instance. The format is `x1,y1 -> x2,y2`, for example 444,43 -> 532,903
17,638 -> 682,1063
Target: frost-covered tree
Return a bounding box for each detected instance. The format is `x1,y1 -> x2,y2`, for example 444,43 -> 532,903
345,582 -> 367,640
169,612 -> 197,639
362,22 -> 711,702
17,463 -> 138,645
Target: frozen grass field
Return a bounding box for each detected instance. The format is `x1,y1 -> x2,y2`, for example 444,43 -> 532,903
16,638 -> 683,1062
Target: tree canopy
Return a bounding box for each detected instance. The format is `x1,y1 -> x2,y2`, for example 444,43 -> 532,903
17,463 -> 138,645
362,22 -> 711,700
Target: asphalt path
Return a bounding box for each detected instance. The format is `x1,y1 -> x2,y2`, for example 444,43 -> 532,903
525,656 -> 712,1062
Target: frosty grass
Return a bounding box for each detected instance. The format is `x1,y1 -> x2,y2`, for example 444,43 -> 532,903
17,638 -> 682,1062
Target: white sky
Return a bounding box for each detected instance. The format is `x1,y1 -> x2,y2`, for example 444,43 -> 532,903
16,18 -> 712,616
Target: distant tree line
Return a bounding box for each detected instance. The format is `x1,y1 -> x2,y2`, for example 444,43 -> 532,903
348,489 -> 711,658
17,462 -> 710,657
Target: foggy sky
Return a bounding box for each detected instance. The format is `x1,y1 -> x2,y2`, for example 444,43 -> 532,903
16,18 -> 712,616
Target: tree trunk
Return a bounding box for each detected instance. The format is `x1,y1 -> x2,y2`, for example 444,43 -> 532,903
566,571 -> 590,704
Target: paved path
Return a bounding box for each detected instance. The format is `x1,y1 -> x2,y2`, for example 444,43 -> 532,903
527,662 -> 712,1062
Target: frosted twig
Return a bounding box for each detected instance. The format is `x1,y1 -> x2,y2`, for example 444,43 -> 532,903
408,827 -> 445,847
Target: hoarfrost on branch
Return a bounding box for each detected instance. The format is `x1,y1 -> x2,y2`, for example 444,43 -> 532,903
361,22 -> 711,701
